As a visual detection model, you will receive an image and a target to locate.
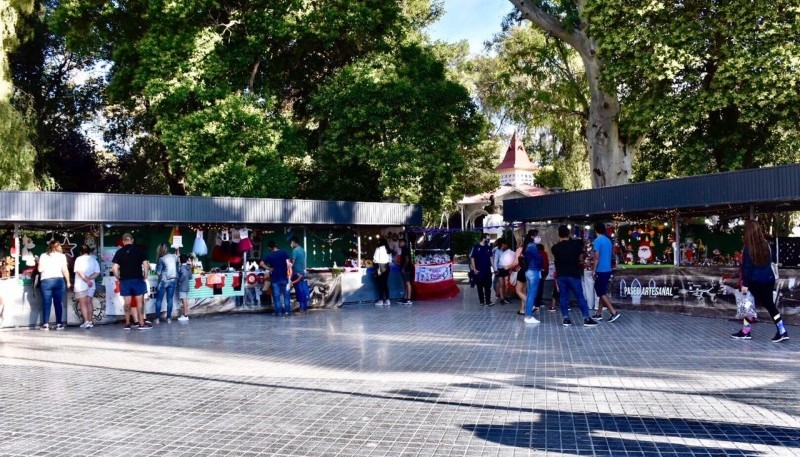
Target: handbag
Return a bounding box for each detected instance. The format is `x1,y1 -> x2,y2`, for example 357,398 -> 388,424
509,270 -> 518,286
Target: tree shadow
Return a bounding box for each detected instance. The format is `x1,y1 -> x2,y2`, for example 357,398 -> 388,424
463,409 -> 800,456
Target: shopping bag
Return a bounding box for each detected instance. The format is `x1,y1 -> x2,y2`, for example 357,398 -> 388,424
735,290 -> 757,320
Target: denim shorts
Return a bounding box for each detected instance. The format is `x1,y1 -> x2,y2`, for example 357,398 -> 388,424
120,279 -> 147,297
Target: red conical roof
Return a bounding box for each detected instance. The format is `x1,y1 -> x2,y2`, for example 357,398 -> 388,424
496,131 -> 537,171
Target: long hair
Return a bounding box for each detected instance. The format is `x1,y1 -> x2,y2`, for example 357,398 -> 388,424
157,243 -> 169,259
743,220 -> 770,266
46,240 -> 61,255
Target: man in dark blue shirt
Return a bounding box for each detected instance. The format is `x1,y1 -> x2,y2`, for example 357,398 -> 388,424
470,234 -> 494,306
260,241 -> 292,316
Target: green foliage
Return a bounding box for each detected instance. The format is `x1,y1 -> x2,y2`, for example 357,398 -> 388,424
451,230 -> 481,256
468,23 -> 590,190
1,0 -> 38,189
160,93 -> 296,198
588,0 -> 800,180
307,45 -> 491,211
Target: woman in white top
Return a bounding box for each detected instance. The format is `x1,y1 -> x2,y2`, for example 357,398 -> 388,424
37,240 -> 71,330
373,239 -> 392,306
74,245 -> 100,329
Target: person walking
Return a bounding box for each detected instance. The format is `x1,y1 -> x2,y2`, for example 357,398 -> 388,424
176,254 -> 191,321
398,238 -> 413,305
510,235 -> 528,315
38,240 -> 71,330
373,239 -> 392,306
592,222 -> 621,322
260,241 -> 292,316
469,234 -> 493,306
533,244 -> 549,312
523,232 -> 543,324
111,233 -> 152,330
732,220 -> 789,342
289,236 -> 310,314
551,225 -> 599,327
154,244 -> 179,323
74,245 -> 100,329
495,238 -> 513,305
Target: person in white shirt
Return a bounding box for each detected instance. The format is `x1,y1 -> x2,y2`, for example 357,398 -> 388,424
373,239 -> 392,306
73,245 -> 101,329
37,240 -> 71,330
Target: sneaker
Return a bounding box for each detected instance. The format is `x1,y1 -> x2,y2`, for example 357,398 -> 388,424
138,323 -> 153,330
154,318 -> 160,324
501,299 -> 511,305
124,325 -> 131,331
480,302 -> 487,306
608,312 -> 621,323
85,322 -> 93,329
41,323 -> 50,331
384,300 -> 391,306
562,318 -> 572,327
771,332 -> 789,343
375,300 -> 385,306
177,315 -> 189,321
79,322 -> 88,329
166,318 -> 172,324
731,330 -> 752,340
487,301 -> 495,307
523,316 -> 540,324
592,314 -> 603,321
548,307 -> 556,312
55,324 -> 65,330
583,317 -> 599,327
403,300 -> 413,305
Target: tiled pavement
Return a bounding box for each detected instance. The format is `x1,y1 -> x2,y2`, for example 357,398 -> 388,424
0,290 -> 799,456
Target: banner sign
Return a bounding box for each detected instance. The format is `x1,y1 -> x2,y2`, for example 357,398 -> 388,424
415,263 -> 453,284
609,266 -> 799,321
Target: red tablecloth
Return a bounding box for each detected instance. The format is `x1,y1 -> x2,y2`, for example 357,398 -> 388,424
413,263 -> 460,300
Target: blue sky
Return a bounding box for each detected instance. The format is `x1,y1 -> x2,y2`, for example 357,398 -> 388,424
426,0 -> 513,53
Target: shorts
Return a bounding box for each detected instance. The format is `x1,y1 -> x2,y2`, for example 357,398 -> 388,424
495,268 -> 510,278
401,270 -> 412,282
179,292 -> 188,300
517,269 -> 527,283
594,271 -> 612,296
120,279 -> 147,297
74,289 -> 95,299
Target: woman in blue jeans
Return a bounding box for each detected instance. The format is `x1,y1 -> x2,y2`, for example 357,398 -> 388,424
523,233 -> 543,324
37,240 -> 71,330
154,244 -> 179,323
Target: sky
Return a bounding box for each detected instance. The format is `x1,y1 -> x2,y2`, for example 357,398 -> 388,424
426,0 -> 513,54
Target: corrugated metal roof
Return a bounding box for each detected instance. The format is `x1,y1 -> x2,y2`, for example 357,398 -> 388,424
0,191 -> 422,226
504,164 -> 800,222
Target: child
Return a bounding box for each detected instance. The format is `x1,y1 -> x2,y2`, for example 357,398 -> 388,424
177,254 -> 191,321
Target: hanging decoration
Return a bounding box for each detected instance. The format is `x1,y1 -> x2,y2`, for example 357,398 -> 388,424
192,229 -> 208,256
62,235 -> 76,257
171,227 -> 183,249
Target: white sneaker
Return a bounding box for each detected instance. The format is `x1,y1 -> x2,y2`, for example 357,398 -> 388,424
375,301 -> 385,306
166,318 -> 172,324
79,322 -> 88,329
384,300 -> 391,306
524,316 -> 540,324
85,322 -> 93,329
154,318 -> 161,324
177,315 -> 189,321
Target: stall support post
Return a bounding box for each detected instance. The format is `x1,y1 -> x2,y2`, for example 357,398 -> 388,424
749,205 -> 755,220
303,227 -> 308,254
673,213 -> 681,266
13,224 -> 19,279
460,204 -> 465,230
356,228 -> 362,268
99,225 -> 104,260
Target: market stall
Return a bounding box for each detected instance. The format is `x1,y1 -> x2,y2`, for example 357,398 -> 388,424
503,165 -> 800,325
0,191 -> 421,328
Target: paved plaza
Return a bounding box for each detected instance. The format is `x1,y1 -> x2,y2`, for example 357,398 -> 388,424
1,290 -> 799,457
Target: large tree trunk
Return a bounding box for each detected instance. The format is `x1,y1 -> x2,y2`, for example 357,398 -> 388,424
507,0 -> 633,188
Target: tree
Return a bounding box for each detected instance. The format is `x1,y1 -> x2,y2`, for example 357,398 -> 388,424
507,0 -> 635,188
468,23 -> 590,190
307,45 -> 491,212
9,0 -> 112,192
588,0 -> 800,181
0,0 -> 38,189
